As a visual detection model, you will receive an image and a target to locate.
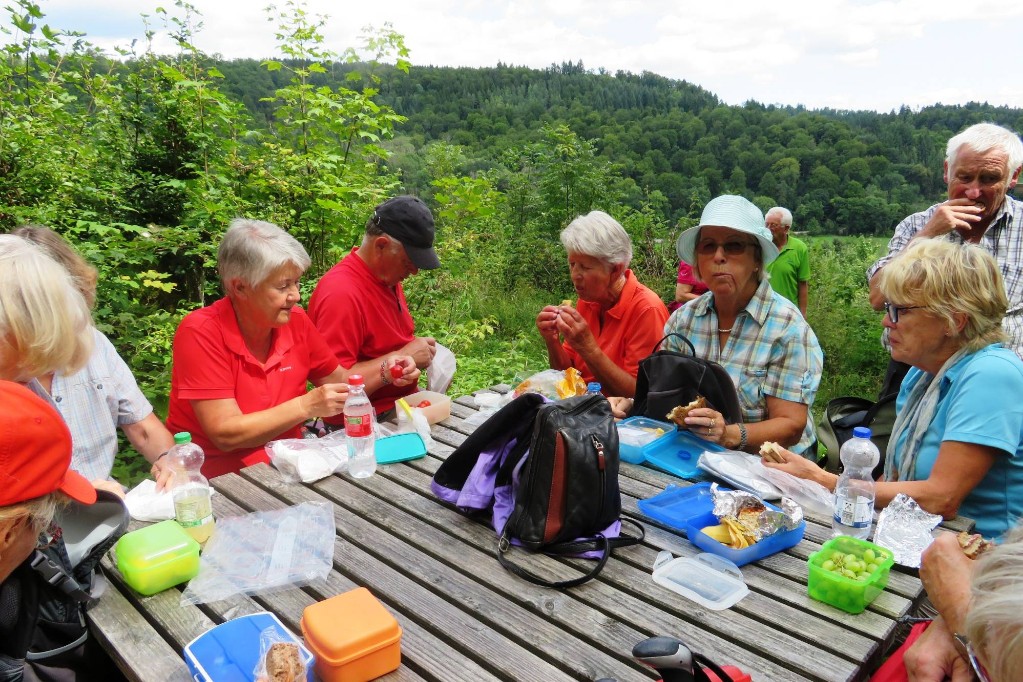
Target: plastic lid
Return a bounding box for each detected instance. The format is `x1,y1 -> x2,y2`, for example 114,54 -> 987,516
173,432 -> 192,444
651,551 -> 749,610
852,426 -> 872,439
349,374 -> 365,385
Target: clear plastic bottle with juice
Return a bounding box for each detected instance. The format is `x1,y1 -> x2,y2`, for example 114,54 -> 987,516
167,432 -> 215,543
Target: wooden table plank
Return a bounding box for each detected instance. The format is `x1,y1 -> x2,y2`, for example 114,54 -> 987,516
214,469 -> 589,682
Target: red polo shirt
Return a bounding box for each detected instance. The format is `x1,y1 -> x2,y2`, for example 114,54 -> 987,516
563,270 -> 669,383
167,297 -> 339,478
307,247 -> 417,416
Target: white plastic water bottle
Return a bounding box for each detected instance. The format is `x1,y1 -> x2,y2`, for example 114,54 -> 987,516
344,375 -> 376,478
832,426 -> 879,539
167,432 -> 215,543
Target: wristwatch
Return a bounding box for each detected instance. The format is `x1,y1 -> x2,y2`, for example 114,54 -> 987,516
952,632 -> 989,682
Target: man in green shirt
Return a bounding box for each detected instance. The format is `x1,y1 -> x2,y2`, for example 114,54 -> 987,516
764,206 -> 809,317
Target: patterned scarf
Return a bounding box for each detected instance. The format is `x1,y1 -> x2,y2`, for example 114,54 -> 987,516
885,348 -> 969,482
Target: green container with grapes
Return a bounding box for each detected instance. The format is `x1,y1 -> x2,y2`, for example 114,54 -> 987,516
807,536 -> 895,614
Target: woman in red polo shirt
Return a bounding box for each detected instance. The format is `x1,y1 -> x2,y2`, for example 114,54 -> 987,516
534,211 -> 669,398
167,219 -> 419,478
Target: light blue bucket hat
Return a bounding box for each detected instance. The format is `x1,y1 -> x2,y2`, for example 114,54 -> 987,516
676,195 -> 779,267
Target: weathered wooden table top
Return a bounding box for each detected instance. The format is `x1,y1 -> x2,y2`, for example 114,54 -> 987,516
89,387 -> 972,682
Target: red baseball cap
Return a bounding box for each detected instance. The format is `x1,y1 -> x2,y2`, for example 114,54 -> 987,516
0,381 -> 96,506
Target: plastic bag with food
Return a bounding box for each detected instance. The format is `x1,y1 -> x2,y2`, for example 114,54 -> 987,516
513,367 -> 587,400
265,432 -> 348,484
253,626 -> 307,682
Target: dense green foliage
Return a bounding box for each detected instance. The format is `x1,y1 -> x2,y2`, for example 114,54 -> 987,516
0,1 -> 1011,484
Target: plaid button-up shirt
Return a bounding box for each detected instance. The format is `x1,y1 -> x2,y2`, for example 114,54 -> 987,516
663,279 -> 824,456
868,195 -> 1023,359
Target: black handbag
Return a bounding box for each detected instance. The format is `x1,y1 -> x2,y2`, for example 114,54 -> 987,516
631,333 -> 743,425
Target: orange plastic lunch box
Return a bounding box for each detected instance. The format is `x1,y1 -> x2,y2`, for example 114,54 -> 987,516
301,587 -> 402,682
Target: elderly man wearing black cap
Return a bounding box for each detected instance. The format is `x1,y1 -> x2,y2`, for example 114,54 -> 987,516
308,196 -> 441,419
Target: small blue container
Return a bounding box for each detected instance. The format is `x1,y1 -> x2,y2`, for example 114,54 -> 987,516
617,416 -> 675,464
643,429 -> 725,479
636,482 -> 715,532
687,506 -> 806,567
184,612 -> 314,682
638,483 -> 805,567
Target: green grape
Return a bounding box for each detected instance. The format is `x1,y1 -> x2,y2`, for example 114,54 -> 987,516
841,568 -> 857,580
822,560 -> 836,571
846,559 -> 861,573
866,562 -> 879,574
856,571 -> 869,580
831,551 -> 845,564
845,553 -> 859,565
863,549 -> 876,563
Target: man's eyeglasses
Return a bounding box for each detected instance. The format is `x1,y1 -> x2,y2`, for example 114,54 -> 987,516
953,633 -> 991,682
696,240 -> 754,256
883,302 -> 924,324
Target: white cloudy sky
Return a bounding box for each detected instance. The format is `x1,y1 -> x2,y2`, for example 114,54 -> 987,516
27,0 -> 1023,112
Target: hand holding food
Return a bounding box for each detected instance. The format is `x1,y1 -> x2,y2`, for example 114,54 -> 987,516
759,441 -> 786,463
665,395 -> 707,426
956,531 -> 993,560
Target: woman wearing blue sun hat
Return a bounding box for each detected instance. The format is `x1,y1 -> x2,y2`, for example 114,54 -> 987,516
659,195 -> 823,458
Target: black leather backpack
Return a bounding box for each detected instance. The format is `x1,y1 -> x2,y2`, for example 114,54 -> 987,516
433,393 -> 643,588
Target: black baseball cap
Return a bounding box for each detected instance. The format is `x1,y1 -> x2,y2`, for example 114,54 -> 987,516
372,196 -> 440,270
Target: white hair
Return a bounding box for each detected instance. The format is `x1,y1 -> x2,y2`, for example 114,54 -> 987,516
965,523 -> 1023,682
217,219 -> 311,288
559,210 -> 633,268
765,207 -> 792,226
946,122 -> 1023,179
0,235 -> 93,380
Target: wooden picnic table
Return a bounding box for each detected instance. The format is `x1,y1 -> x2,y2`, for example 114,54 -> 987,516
88,385 -> 974,682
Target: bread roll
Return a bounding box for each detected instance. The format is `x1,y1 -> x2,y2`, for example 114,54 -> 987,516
265,642 -> 303,682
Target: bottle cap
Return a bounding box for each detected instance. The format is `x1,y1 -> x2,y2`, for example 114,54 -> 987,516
587,382 -> 602,393
173,432 -> 192,444
852,426 -> 872,439
349,374 -> 365,386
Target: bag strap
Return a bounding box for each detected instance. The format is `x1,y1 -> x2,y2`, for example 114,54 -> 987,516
694,652 -> 736,682
495,520 -> 645,589
653,333 -> 696,356
864,391 -> 898,423
497,533 -> 611,589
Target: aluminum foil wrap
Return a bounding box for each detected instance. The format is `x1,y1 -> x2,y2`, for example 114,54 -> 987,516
873,493 -> 942,567
710,483 -> 802,540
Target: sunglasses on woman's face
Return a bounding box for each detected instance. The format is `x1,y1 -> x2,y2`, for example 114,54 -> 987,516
696,239 -> 754,256
883,302 -> 924,324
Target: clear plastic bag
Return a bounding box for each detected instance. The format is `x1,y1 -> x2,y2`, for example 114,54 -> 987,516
265,432 -> 348,483
253,626 -> 308,682
757,465 -> 835,518
513,368 -> 586,400
395,403 -> 435,450
180,501 -> 335,605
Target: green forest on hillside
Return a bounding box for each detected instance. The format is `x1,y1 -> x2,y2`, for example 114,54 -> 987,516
1,0 -> 1020,482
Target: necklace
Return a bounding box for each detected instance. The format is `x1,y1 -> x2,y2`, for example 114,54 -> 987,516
717,327 -> 732,333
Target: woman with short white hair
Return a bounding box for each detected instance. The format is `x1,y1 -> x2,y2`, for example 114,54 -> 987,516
535,210 -> 668,398
167,218 -> 420,477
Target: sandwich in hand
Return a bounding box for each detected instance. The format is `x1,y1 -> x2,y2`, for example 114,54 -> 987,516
666,395 -> 707,427
759,441 -> 786,463
957,531 -> 994,560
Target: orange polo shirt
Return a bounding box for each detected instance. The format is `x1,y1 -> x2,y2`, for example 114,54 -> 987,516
563,270 -> 669,384
167,297 -> 339,478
